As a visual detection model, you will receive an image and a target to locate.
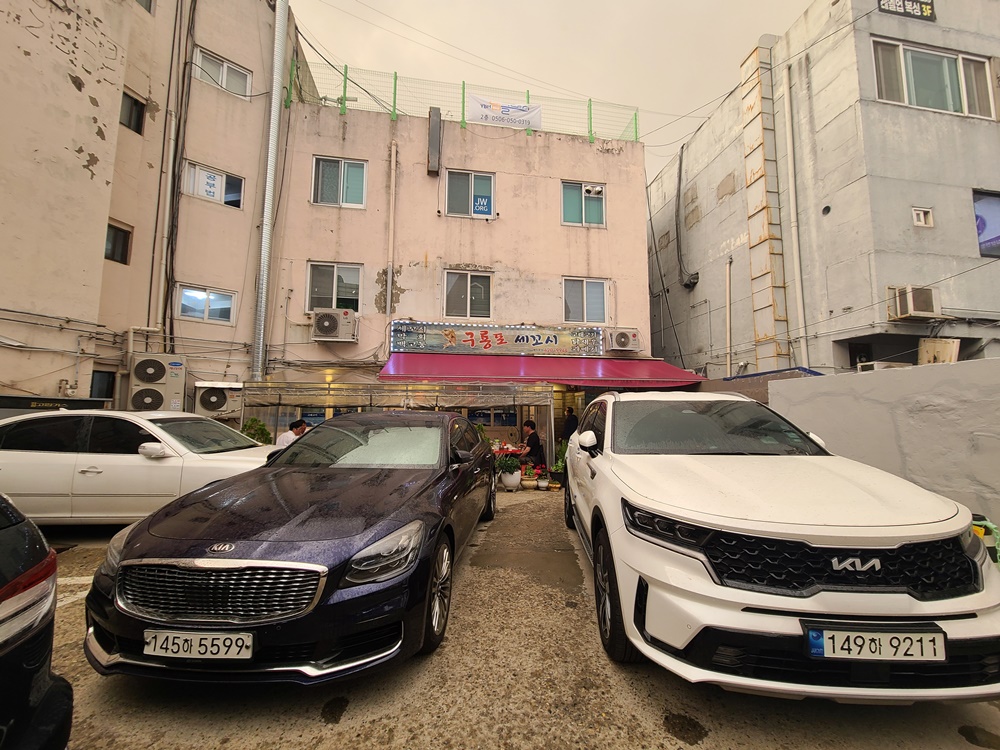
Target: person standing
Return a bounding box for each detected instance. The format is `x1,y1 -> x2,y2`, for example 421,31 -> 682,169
561,406 -> 579,444
519,419 -> 545,467
275,419 -> 307,448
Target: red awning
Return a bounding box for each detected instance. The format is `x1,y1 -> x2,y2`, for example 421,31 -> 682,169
378,353 -> 703,388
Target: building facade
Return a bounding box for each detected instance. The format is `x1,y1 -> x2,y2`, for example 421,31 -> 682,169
647,0 -> 1000,378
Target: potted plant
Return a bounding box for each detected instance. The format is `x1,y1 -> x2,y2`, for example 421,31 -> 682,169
520,463 -> 540,490
495,454 -> 522,491
550,442 -> 567,485
536,465 -> 549,490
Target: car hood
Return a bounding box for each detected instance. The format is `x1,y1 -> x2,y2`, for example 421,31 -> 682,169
146,466 -> 435,543
611,454 -> 963,531
191,445 -> 275,465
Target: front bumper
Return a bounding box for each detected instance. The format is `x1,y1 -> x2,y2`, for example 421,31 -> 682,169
611,526 -> 1000,703
83,563 -> 429,685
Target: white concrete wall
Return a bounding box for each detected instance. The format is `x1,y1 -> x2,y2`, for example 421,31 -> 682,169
769,359 -> 1000,518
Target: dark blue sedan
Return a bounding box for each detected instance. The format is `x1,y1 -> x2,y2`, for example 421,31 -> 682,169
84,410 -> 496,684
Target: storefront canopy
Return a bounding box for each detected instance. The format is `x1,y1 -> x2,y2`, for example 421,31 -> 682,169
378,353 -> 704,389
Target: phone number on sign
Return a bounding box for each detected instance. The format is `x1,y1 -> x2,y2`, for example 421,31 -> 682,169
476,115 -> 533,127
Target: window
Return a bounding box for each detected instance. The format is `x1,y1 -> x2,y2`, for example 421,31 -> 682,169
0,416 -> 85,452
105,223 -> 131,264
874,40 -> 994,117
912,207 -> 933,227
562,182 -> 606,227
185,163 -> 243,208
445,271 -> 492,318
975,191 -> 1000,258
563,278 -> 606,323
135,0 -> 152,11
120,92 -> 145,134
194,48 -> 251,97
307,263 -> 361,311
87,417 -> 158,454
312,157 -> 366,207
446,170 -> 494,218
178,285 -> 235,323
90,371 -> 115,400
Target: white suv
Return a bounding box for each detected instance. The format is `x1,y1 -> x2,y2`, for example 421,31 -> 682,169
564,391 -> 1000,703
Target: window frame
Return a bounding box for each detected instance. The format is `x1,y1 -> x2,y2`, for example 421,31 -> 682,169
311,157 -> 368,208
193,47 -> 252,98
119,91 -> 145,134
872,39 -> 995,119
445,170 -> 495,219
184,162 -> 244,209
561,181 -> 606,228
177,284 -> 236,325
135,0 -> 153,11
306,262 -> 363,313
105,223 -> 132,265
563,276 -> 607,324
444,270 -> 493,319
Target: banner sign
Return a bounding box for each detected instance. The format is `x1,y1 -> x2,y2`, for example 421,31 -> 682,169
877,0 -> 935,21
975,192 -> 1000,258
391,321 -> 601,356
467,93 -> 542,130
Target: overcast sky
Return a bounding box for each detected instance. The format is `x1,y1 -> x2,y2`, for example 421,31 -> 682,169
289,0 -> 814,180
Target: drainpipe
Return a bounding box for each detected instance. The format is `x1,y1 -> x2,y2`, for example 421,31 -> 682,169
251,0 -> 289,381
725,257 -> 733,377
386,140 -> 397,320
156,108 -> 177,332
783,64 -> 809,368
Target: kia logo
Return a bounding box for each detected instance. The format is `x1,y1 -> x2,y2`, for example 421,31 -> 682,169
207,543 -> 235,554
831,556 -> 881,572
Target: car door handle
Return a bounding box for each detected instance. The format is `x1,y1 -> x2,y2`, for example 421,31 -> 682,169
78,467 -> 104,475
589,466 -> 596,480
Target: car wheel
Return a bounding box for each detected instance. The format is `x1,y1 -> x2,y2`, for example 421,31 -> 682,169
594,527 -> 643,663
419,536 -> 453,654
564,481 -> 575,529
479,470 -> 497,522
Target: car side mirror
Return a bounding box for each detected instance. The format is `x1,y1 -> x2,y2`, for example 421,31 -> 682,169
449,449 -> 474,471
578,430 -> 599,456
138,442 -> 170,459
807,432 -> 827,450
266,449 -> 284,463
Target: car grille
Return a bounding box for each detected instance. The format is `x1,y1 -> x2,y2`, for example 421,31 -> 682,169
703,533 -> 979,601
117,563 -> 323,623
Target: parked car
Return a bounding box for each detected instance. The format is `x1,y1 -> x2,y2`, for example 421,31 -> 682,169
84,410 -> 496,684
0,492 -> 73,749
565,391 -> 1000,704
0,410 -> 274,524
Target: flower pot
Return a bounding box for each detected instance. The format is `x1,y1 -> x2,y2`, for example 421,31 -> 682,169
520,478 -> 538,490
536,479 -> 549,490
500,471 -> 521,492
550,471 -> 565,486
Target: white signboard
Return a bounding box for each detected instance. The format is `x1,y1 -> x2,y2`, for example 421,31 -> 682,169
467,93 -> 541,130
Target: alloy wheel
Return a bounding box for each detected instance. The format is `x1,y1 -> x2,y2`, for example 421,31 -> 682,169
428,542 -> 453,636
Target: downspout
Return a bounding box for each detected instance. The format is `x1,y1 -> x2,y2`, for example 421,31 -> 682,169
156,108 -> 177,332
783,64 -> 809,368
386,140 -> 397,320
251,0 -> 289,381
726,256 -> 733,377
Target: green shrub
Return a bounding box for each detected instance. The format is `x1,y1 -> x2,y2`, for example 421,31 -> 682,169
495,454 -> 521,474
241,417 -> 272,445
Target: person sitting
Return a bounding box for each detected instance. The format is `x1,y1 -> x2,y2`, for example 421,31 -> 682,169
275,419 -> 307,448
519,419 -> 545,468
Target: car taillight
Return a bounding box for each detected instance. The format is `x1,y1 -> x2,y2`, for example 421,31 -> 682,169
0,549 -> 57,651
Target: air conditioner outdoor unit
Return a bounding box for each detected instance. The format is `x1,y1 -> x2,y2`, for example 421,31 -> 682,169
887,285 -> 942,321
311,308 -> 359,342
603,327 -> 641,352
129,354 -> 186,411
856,361 -> 913,372
194,382 -> 244,419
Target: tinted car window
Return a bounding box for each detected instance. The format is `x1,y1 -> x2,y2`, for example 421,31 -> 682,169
592,402 -> 607,450
0,416 -> 85,452
87,416 -> 159,454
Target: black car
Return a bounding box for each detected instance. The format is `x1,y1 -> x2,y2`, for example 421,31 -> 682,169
84,410 -> 496,684
0,493 -> 73,749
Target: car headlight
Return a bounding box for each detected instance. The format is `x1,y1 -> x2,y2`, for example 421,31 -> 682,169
622,498 -> 714,550
99,522 -> 139,578
341,520 -> 425,586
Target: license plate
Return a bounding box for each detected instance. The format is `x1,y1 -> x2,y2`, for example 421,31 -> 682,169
806,627 -> 946,661
143,629 -> 254,660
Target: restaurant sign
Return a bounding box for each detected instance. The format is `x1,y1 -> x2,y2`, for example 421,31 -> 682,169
877,0 -> 935,21
391,321 -> 602,356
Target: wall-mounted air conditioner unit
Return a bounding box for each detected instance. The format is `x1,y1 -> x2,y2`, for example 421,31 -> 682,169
194,382 -> 244,419
603,327 -> 641,352
887,285 -> 942,321
311,308 -> 359,342
917,338 -> 960,365
856,361 -> 912,372
129,354 -> 186,411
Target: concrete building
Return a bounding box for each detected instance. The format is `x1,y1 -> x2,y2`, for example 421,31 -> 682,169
647,0 -> 1000,378
2,0 -> 698,452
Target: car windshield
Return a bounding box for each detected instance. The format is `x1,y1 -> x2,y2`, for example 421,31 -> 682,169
270,422 -> 443,469
612,400 -> 826,456
150,417 -> 260,454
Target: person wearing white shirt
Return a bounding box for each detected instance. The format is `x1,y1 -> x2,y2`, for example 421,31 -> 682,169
275,419 -> 307,448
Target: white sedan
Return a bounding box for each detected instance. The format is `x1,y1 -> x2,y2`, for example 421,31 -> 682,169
0,410 -> 273,524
